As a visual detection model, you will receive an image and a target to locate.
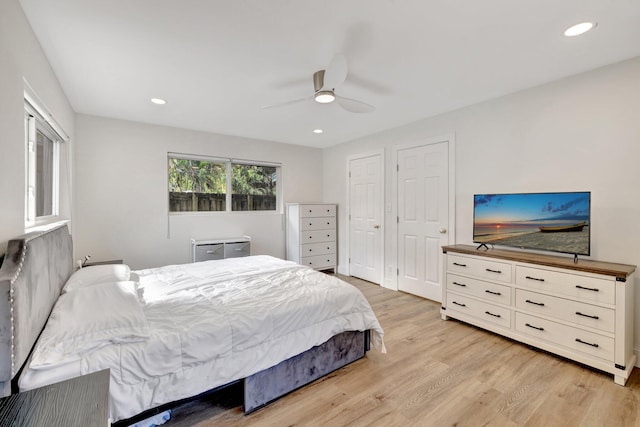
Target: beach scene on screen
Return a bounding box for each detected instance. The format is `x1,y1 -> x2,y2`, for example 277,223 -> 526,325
473,192 -> 590,255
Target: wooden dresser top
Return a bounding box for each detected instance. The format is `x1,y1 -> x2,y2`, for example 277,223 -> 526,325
442,244 -> 636,280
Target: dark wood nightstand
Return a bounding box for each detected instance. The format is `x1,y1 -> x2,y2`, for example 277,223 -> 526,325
0,369 -> 109,427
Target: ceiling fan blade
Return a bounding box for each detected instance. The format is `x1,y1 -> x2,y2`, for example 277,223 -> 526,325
261,96 -> 310,110
322,53 -> 347,90
335,95 -> 375,113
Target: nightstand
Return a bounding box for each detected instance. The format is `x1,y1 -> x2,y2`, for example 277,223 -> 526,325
0,369 -> 109,427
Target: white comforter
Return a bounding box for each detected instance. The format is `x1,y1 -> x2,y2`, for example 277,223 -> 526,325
20,256 -> 384,422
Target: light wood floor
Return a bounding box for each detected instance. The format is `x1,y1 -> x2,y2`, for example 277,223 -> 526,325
170,275 -> 640,427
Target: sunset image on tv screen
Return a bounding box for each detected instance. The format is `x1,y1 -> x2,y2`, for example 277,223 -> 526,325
473,192 -> 590,255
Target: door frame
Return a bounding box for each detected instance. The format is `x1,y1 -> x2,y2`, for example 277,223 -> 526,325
390,134 -> 456,291
345,149 -> 385,285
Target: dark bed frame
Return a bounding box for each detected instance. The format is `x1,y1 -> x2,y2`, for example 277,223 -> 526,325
0,224 -> 370,424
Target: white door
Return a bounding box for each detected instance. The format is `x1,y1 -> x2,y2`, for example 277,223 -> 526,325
397,142 -> 449,301
349,154 -> 383,284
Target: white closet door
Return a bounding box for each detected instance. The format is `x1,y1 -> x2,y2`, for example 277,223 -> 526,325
349,154 -> 383,284
397,142 -> 449,301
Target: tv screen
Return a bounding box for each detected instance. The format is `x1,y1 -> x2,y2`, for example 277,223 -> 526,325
473,191 -> 591,256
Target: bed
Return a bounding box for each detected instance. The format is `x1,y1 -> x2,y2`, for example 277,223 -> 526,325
0,224 -> 385,423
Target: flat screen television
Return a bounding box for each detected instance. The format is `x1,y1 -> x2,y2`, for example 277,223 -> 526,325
473,191 -> 591,256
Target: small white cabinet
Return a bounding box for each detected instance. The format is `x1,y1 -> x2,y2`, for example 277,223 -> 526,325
191,237 -> 251,262
286,203 -> 337,271
441,244 -> 636,386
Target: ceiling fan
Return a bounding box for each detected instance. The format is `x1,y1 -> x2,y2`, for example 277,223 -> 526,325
262,54 -> 375,113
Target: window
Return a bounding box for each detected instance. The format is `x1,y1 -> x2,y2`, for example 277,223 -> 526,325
168,154 -> 280,212
24,100 -> 64,224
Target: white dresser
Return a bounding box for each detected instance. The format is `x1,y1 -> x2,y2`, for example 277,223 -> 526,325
441,244 -> 636,386
286,203 -> 337,272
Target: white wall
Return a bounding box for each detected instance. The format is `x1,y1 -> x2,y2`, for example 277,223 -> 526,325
0,0 -> 75,249
74,114 -> 323,269
323,56 -> 640,358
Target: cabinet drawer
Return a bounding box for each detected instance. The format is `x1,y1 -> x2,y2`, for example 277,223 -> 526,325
301,253 -> 336,269
446,273 -> 511,306
516,266 -> 614,305
447,254 -> 512,283
301,230 -> 336,243
446,293 -> 511,329
224,242 -> 251,258
515,289 -> 614,333
300,204 -> 336,218
195,244 -> 224,262
515,312 -> 614,362
301,241 -> 335,257
300,217 -> 336,231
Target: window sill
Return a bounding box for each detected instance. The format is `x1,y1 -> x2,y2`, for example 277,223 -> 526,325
25,218 -> 70,234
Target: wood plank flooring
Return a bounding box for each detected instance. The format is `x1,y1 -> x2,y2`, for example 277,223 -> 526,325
170,275 -> 640,427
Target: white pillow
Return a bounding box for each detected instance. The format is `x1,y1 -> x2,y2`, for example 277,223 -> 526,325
29,281 -> 149,369
63,264 -> 131,293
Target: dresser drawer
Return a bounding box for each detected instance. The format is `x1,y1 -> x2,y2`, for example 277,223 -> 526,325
516,266 -> 614,305
515,312 -> 614,362
194,243 -> 224,261
301,230 -> 336,243
300,217 -> 336,231
515,289 -> 614,333
301,253 -> 336,269
299,204 -> 336,218
301,241 -> 336,257
447,254 -> 512,283
224,241 -> 251,258
446,273 -> 511,306
446,293 -> 511,329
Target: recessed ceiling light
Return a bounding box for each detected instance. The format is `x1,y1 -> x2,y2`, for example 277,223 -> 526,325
313,129 -> 324,134
150,98 -> 167,105
564,22 -> 597,37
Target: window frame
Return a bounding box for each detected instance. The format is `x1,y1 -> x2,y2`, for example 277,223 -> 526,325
167,152 -> 282,214
24,100 -> 64,227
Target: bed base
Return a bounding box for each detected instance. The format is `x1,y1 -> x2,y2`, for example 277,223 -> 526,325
244,329 -> 369,413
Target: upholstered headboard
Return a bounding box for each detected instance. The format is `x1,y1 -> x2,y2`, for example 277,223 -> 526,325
0,224 -> 73,396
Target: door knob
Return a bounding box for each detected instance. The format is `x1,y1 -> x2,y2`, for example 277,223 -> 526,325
439,227 -> 447,234
373,224 -> 380,229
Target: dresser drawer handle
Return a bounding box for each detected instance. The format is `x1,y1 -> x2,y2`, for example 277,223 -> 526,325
525,323 -> 544,331
485,290 -> 501,296
576,285 -> 599,292
576,311 -> 599,320
525,299 -> 545,307
452,301 -> 466,307
485,268 -> 502,274
575,338 -> 599,348
525,276 -> 545,282
453,262 -> 467,267
452,281 -> 466,287
485,311 -> 501,318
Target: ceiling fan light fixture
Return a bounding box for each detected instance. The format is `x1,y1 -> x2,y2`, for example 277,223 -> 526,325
150,97 -> 167,105
314,91 -> 335,104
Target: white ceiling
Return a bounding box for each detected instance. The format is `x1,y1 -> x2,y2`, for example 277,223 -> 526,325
19,0 -> 640,148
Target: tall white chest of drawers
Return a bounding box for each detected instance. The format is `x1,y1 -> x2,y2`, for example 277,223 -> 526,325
441,244 -> 636,386
286,203 -> 337,272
